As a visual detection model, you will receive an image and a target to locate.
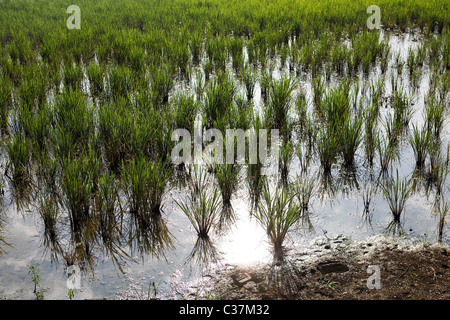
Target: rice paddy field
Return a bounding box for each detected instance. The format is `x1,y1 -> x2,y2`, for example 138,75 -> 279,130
0,0 -> 449,300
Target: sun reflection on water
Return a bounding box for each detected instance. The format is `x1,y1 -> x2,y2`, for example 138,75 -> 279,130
218,208 -> 271,266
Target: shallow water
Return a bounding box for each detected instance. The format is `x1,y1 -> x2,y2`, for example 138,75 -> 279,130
0,31 -> 448,300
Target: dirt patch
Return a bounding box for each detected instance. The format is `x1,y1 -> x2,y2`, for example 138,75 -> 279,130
193,235 -> 450,300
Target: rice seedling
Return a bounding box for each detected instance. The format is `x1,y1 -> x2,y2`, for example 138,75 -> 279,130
294,175 -> 316,215
38,189 -> 60,244
19,65 -> 48,110
240,64 -> 257,101
279,140 -> 294,186
0,73 -> 12,133
436,196 -> 449,242
312,75 -> 325,113
193,70 -> 205,100
252,182 -> 302,263
123,156 -> 172,217
86,60 -> 105,98
339,116 -> 363,167
51,91 -> 94,160
426,143 -> 449,196
264,75 -> 297,139
316,124 -> 338,173
409,123 -> 431,168
175,167 -> 222,239
294,90 -> 308,134
376,130 -> 398,173
60,153 -> 97,233
203,73 -> 236,128
393,89 -> 413,127
35,151 -> 59,194
98,101 -> 132,172
96,171 -> 121,241
364,104 -> 379,166
172,93 -> 199,132
108,64 -> 132,100
6,130 -> 31,186
380,170 -> 412,222
62,62 -> 84,91
425,100 -> 446,139
213,162 -> 241,230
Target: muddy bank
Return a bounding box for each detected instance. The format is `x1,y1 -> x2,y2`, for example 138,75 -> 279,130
161,235 -> 450,300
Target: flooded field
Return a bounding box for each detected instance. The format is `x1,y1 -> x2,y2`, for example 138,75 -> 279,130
0,26 -> 448,300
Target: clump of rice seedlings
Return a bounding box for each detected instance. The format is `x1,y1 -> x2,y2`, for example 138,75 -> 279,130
38,189 -> 60,245
425,100 -> 446,139
129,45 -> 146,75
172,92 -> 198,132
364,104 -> 378,166
203,73 -> 236,128
86,60 -> 105,98
264,75 -> 297,139
339,116 -> 363,167
19,66 -> 48,109
96,171 -> 120,241
380,45 -> 390,74
406,47 -> 417,77
214,163 -> 240,231
36,151 -> 58,194
294,175 -> 316,215
202,58 -> 214,82
279,140 -> 294,186
6,130 -> 31,186
18,104 -> 50,155
60,153 -> 97,233
384,112 -> 402,148
361,181 -> 376,220
427,143 -> 449,196
193,70 -> 205,100
228,36 -> 244,72
409,123 -> 431,168
0,74 -> 12,133
259,69 -> 271,102
435,196 -> 449,242
52,90 -> 94,157
190,31 -> 203,66
108,64 -> 132,100
380,170 -> 412,222
176,167 -> 222,239
252,183 -> 301,263
123,156 -> 172,217
316,124 -> 338,173
129,209 -> 174,260
312,75 -> 325,112
240,63 -> 257,101
62,62 -> 84,91
320,80 -> 352,127
393,89 -> 413,127
295,90 -> 308,134
98,101 -> 131,172
376,133 -> 396,172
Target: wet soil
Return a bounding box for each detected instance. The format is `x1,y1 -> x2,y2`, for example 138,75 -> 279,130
190,236 -> 450,300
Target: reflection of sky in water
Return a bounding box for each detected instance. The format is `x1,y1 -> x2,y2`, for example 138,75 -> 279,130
0,31 -> 449,299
